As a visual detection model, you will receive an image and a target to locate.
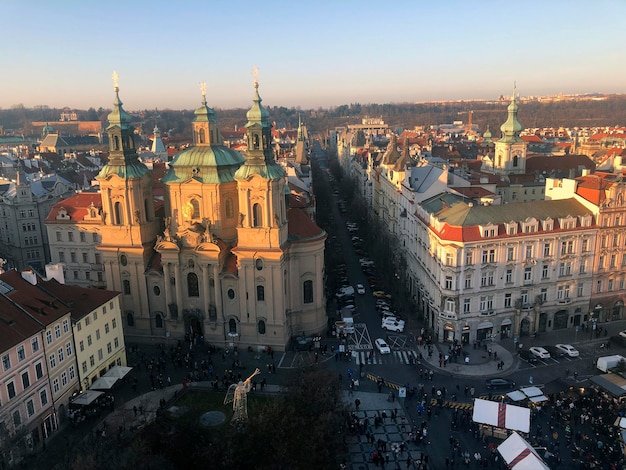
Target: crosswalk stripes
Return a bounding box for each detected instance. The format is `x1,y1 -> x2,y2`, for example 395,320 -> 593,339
353,349 -> 418,365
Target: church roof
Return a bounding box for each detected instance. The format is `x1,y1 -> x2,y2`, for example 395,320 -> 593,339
162,145 -> 245,184
287,207 -> 325,242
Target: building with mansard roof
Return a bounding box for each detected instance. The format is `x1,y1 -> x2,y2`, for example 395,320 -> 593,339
51,79 -> 326,350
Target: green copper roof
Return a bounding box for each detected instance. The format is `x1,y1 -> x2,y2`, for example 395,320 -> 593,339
194,94 -> 217,123
161,145 -> 245,184
234,161 -> 285,180
97,161 -> 149,179
499,88 -> 523,143
107,90 -> 133,131
245,84 -> 271,128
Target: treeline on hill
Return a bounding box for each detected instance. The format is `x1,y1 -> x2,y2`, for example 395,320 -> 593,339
2,96 -> 626,140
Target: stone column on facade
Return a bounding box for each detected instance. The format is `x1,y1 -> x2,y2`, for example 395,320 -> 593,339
202,263 -> 210,320
163,262 -> 172,314
174,262 -> 183,323
532,302 -> 541,335
213,264 -> 223,328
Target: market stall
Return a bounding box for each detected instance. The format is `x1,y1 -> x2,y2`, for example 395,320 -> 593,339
472,398 -> 530,439
104,365 -> 132,379
497,431 -> 550,469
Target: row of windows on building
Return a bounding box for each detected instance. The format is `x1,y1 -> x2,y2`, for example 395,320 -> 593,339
58,251 -> 102,264
126,274 -> 315,305
55,231 -> 99,243
5,386 -> 50,429
74,302 -> 115,332
80,338 -> 120,373
446,278 -> 624,315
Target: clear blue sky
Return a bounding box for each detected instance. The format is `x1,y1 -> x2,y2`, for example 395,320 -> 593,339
2,0 -> 624,111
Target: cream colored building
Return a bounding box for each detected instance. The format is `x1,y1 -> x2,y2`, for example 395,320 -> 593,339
85,80 -> 326,350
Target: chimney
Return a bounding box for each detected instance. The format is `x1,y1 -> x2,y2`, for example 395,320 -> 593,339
21,269 -> 37,285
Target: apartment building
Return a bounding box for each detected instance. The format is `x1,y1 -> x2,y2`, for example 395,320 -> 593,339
35,279 -> 125,388
0,284 -> 55,464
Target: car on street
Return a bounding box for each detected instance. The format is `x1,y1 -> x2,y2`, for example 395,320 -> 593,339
555,343 -> 579,357
381,318 -> 405,332
356,283 -> 365,295
518,349 -> 538,364
381,312 -> 399,321
529,346 -> 551,359
485,378 -> 516,390
619,330 -> 626,339
375,338 -> 391,354
372,290 -> 392,299
542,345 -> 565,358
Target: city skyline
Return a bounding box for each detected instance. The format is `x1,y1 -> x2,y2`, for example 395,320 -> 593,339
2,0 -> 625,111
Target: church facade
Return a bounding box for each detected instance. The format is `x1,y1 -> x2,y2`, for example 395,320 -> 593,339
87,79 -> 326,350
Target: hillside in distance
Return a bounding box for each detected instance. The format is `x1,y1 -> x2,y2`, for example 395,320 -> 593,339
2,95 -> 625,140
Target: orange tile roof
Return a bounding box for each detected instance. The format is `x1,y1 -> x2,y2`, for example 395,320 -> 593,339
45,191 -> 103,223
287,208 -> 325,242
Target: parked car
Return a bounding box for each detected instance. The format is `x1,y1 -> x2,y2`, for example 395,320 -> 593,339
619,330 -> 626,339
485,378 -> 516,390
529,346 -> 551,359
356,283 -> 366,295
375,338 -> 391,354
542,345 -> 565,358
373,291 -> 392,299
518,349 -> 538,364
555,344 -> 579,357
381,318 -> 405,332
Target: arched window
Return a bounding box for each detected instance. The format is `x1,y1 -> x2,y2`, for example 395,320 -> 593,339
126,311 -> 134,327
113,202 -> 122,225
123,280 -> 131,295
258,320 -> 266,335
252,203 -> 262,227
144,199 -> 150,221
253,134 -> 259,149
229,318 -> 237,334
225,198 -> 234,218
113,136 -> 120,151
256,285 -> 265,301
198,128 -> 205,144
190,199 -> 200,219
303,280 -> 313,304
187,272 -> 199,297
155,314 -> 163,329
513,155 -> 519,167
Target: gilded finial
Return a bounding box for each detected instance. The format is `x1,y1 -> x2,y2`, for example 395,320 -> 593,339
253,66 -> 259,89
112,71 -> 119,92
200,81 -> 207,98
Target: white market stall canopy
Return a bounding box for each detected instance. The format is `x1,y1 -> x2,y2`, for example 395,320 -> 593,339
497,432 -> 550,469
71,390 -> 103,406
507,387 -> 548,403
90,376 -> 118,390
473,398 -> 531,433
104,365 -> 132,379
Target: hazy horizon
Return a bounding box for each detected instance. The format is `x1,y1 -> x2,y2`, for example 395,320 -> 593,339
2,0 -> 625,111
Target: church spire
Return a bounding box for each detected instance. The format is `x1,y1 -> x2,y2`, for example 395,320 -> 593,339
97,71 -> 148,179
235,68 -> 285,180
192,82 -> 220,146
499,83 -> 523,143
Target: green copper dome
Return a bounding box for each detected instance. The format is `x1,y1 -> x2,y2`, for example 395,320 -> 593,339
162,145 -> 244,184
499,88 -> 523,143
245,84 -> 271,129
194,95 -> 217,123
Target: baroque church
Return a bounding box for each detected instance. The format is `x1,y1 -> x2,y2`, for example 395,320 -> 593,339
93,78 -> 327,350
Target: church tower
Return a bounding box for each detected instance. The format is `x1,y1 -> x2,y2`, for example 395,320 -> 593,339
96,73 -> 160,332
294,114 -> 308,165
234,76 -> 288,249
494,85 -> 527,175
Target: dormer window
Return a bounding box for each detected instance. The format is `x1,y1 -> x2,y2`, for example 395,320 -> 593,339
559,217 -> 577,230
480,224 -> 497,238
542,218 -> 553,231
522,218 -> 538,233
579,214 -> 592,228
505,222 -> 517,236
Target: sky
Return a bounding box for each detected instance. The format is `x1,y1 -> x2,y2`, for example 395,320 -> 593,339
2,0 -> 625,111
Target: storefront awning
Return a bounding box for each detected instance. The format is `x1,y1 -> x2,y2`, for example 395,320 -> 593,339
477,321 -> 494,329
590,375 -> 626,397
71,390 -> 103,406
501,319 -> 512,326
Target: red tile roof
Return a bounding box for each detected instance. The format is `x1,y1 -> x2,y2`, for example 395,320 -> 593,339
287,208 -> 325,242
0,295 -> 44,351
45,192 -> 102,223
521,135 -> 543,143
